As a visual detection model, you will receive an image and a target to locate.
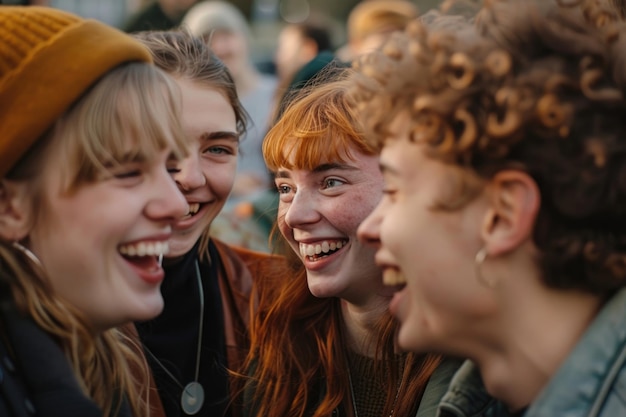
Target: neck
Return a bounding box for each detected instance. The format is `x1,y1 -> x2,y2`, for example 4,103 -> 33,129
341,296 -> 390,357
475,284 -> 602,411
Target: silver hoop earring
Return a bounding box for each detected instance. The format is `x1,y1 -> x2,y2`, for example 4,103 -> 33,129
474,247 -> 496,288
12,241 -> 44,271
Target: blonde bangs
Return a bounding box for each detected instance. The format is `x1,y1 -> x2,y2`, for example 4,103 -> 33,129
263,79 -> 376,172
54,63 -> 188,190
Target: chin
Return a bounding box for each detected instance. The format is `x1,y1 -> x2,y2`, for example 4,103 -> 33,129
168,235 -> 200,258
307,280 -> 342,299
132,298 -> 165,322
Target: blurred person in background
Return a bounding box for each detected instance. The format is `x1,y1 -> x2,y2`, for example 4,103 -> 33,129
337,0 -> 418,62
272,18 -> 336,121
124,0 -> 198,32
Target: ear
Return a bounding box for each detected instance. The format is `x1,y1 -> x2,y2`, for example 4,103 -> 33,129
480,170 -> 540,257
0,179 -> 32,241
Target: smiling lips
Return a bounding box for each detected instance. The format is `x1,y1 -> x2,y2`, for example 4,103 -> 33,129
119,241 -> 169,257
118,240 -> 169,284
182,202 -> 201,219
299,240 -> 348,261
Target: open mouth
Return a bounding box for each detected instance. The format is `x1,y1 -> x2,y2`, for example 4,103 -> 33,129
382,268 -> 407,287
299,239 -> 348,261
118,241 -> 169,269
180,202 -> 203,220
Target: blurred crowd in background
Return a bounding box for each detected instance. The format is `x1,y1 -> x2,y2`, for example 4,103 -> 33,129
2,0 -> 444,73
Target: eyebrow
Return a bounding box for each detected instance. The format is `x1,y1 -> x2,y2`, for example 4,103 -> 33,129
200,131 -> 239,142
274,162 -> 359,179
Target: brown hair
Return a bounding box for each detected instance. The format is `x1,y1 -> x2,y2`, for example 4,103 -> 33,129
133,29 -> 248,260
351,0 -> 626,295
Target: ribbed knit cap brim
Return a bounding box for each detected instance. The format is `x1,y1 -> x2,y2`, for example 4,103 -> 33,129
0,6 -> 153,177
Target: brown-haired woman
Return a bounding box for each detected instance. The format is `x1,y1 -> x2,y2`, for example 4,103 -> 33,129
130,30 -> 287,417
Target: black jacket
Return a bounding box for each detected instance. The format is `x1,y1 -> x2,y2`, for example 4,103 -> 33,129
0,297 -> 106,417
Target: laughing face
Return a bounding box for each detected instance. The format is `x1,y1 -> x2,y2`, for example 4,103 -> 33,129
167,77 -> 239,258
357,112 -> 496,355
27,146 -> 187,332
275,148 -> 387,302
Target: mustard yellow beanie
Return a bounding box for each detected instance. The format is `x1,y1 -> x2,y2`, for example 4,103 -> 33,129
0,6 -> 153,178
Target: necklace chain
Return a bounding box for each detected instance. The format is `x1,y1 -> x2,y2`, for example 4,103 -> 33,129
143,260 -> 205,394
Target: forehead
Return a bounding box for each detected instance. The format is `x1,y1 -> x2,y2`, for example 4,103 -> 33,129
279,149 -> 381,182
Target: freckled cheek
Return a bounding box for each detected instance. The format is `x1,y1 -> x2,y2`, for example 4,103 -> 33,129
340,193 -> 383,229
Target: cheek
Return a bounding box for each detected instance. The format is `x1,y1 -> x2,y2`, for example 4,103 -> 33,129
205,162 -> 237,198
339,188 -> 383,230
276,204 -> 291,238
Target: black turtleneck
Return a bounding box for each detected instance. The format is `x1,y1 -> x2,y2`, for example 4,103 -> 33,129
136,241 -> 229,417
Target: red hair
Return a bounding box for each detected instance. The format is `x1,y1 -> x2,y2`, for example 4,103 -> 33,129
242,73 -> 442,417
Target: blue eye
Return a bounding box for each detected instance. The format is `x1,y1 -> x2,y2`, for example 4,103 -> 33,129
323,178 -> 344,188
204,145 -> 236,156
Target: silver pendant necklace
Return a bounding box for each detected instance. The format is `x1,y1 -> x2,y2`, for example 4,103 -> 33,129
144,259 -> 205,415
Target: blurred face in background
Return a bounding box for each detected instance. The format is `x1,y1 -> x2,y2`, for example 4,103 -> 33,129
160,0 -> 198,16
206,29 -> 249,80
275,25 -> 316,82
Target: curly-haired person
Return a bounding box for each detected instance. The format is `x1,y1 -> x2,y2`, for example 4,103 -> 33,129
352,0 -> 626,416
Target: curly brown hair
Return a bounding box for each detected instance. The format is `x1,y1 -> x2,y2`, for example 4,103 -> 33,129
350,0 -> 626,295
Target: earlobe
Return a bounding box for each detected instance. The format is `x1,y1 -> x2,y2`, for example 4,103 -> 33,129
0,180 -> 32,241
481,171 -> 540,257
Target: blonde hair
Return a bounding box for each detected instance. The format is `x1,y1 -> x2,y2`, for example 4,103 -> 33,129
3,62 -> 188,417
348,0 -> 419,44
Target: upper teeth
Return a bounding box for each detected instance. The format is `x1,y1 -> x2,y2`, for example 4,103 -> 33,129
299,240 -> 346,258
188,203 -> 200,215
382,269 -> 407,286
119,241 -> 169,257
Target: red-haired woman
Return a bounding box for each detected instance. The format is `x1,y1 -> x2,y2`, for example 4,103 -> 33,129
242,69 -> 460,417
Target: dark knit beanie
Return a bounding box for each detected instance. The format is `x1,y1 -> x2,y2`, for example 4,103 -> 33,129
0,6 -> 153,177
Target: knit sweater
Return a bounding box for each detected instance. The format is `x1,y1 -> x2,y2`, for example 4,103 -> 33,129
346,350 -> 405,417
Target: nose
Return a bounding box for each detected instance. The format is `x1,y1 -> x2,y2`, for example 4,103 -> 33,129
175,154 -> 206,192
146,168 -> 188,221
357,199 -> 385,248
283,189 -> 321,229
